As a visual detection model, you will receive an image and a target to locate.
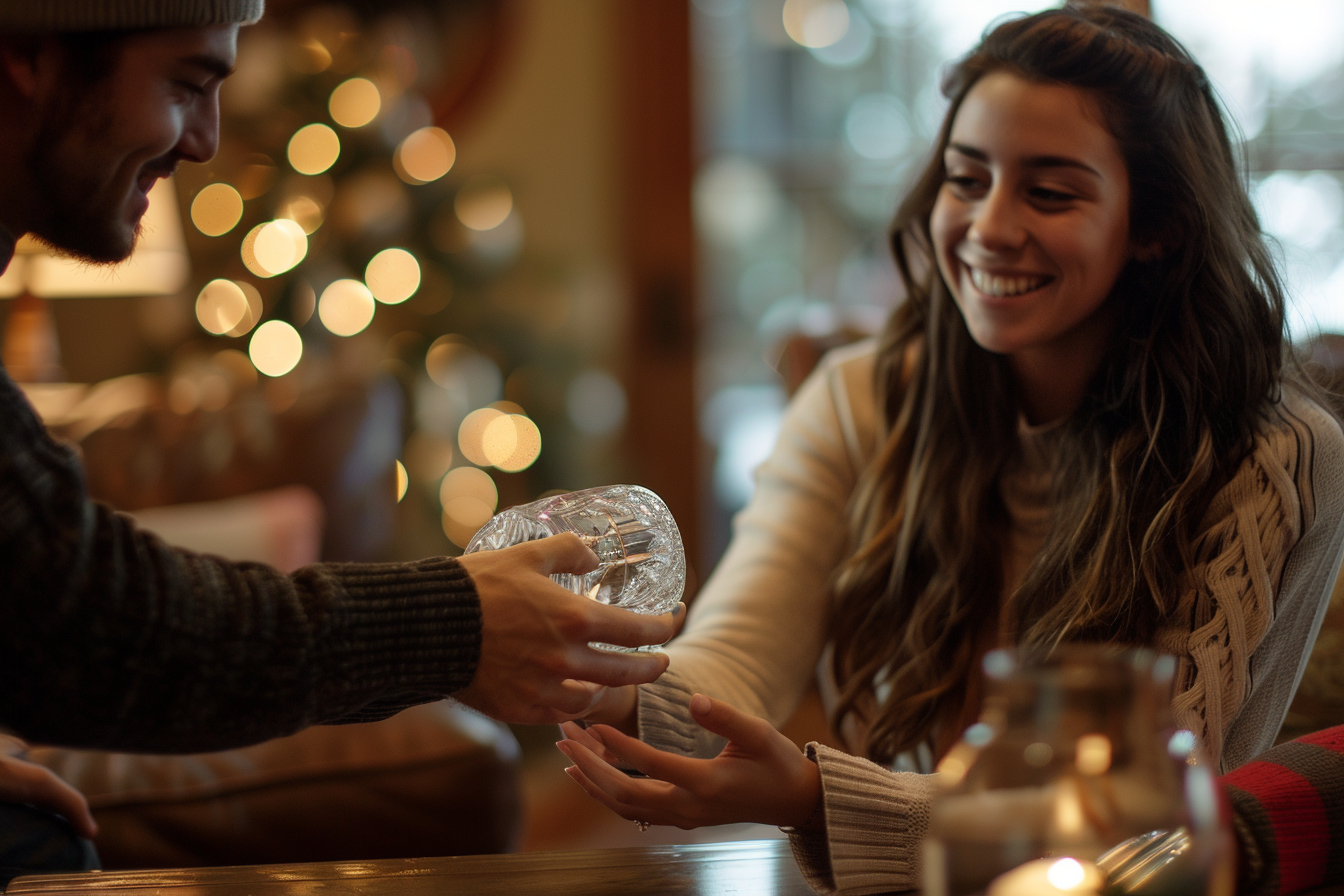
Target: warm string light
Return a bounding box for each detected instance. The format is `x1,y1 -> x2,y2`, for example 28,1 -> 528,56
190,183 -> 244,236
249,320 -> 303,376
394,127 -> 456,184
318,279 -> 375,336
439,466 -> 498,547
287,123 -> 341,175
365,248 -> 421,303
455,177 -> 513,231
329,77 -> 381,128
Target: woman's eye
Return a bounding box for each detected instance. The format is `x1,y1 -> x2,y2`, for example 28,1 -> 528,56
1030,187 -> 1076,203
175,80 -> 208,97
945,175 -> 985,194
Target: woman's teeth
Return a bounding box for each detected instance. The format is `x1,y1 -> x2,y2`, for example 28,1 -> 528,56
968,268 -> 1048,297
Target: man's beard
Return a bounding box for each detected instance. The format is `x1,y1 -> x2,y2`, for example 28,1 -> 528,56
25,99 -> 142,264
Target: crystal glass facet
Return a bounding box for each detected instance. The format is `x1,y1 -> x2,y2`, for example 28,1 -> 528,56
923,647 -> 1234,896
465,485 -> 686,620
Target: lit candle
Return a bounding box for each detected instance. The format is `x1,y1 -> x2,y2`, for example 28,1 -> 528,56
986,857 -> 1105,896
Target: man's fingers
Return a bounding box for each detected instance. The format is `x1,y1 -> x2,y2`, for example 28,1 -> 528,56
535,679 -> 605,717
518,533 -> 600,575
562,645 -> 670,688
0,760 -> 97,838
581,601 -> 683,650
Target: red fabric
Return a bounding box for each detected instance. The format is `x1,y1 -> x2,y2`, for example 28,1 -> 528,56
1223,759 -> 1330,894
1297,727 -> 1344,753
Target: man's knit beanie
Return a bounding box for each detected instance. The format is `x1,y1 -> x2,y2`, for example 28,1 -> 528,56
0,0 -> 265,32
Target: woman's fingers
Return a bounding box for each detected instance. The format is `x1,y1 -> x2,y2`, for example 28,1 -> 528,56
582,724 -> 714,787
558,721 -> 620,765
686,693 -> 776,751
557,740 -> 698,829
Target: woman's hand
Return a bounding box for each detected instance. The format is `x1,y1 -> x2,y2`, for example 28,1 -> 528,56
0,754 -> 98,839
556,693 -> 822,830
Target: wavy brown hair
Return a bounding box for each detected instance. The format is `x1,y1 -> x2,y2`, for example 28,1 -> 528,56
829,2 -> 1299,764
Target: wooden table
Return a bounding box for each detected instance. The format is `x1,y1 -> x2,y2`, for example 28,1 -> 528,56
15,840 -> 1344,896
7,840 -> 818,896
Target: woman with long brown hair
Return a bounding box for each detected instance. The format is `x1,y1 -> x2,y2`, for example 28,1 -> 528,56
558,4 -> 1344,892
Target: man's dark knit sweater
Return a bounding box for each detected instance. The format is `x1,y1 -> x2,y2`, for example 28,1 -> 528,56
1,235 -> 483,753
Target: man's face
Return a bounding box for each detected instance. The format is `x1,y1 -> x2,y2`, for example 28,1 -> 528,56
28,25 -> 237,263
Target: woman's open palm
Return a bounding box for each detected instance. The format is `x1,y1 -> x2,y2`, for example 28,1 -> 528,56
557,693 -> 821,830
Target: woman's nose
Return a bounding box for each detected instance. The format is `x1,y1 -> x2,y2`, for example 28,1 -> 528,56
968,187 -> 1026,251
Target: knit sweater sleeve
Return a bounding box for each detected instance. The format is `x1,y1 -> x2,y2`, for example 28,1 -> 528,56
1163,397 -> 1344,771
638,342 -> 877,756
0,368 -> 482,754
1222,725 -> 1344,896
785,744 -> 937,895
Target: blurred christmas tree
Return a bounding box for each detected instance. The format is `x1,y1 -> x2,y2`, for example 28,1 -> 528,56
173,0 -> 631,558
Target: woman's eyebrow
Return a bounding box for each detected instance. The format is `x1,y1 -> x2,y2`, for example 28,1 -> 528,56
945,142 -> 1101,178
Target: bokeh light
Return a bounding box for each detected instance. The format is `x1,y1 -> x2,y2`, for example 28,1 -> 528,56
694,157 -> 779,245
482,414 -> 541,472
1046,859 -> 1086,891
458,407 -> 504,466
260,220 -> 309,275
318,278 -> 376,336
291,37 -> 332,74
196,279 -> 248,334
394,127 -> 456,184
278,195 -> 324,234
439,466 -> 499,548
425,337 -> 503,402
845,93 -> 912,161
287,123 -> 341,175
395,460 -> 409,502
226,280 -> 264,337
567,370 -> 627,436
249,320 -> 304,377
242,220 -> 309,277
365,247 -> 421,304
1075,734 -> 1112,776
236,155 -> 278,200
329,77 -> 381,127
454,177 -> 513,231
405,432 -> 455,483
782,0 -> 850,48
190,183 -> 244,236
212,348 -> 258,388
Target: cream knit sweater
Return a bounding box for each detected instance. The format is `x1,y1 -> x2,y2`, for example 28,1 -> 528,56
638,341 -> 1344,895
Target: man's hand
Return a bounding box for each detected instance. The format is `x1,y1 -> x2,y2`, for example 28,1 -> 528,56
0,754 -> 97,839
455,533 -> 685,725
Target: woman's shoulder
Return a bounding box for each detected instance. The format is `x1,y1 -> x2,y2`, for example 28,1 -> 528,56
1221,387 -> 1344,536
797,338 -> 883,465
1255,388 -> 1344,483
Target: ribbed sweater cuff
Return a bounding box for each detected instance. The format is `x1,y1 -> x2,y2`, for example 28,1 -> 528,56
317,556 -> 482,709
787,743 -> 935,895
636,667 -> 725,758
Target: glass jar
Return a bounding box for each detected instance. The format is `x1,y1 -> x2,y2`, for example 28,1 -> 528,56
923,647 -> 1233,896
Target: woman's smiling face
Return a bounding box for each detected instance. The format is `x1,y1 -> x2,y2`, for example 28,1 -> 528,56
930,70 -> 1134,381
